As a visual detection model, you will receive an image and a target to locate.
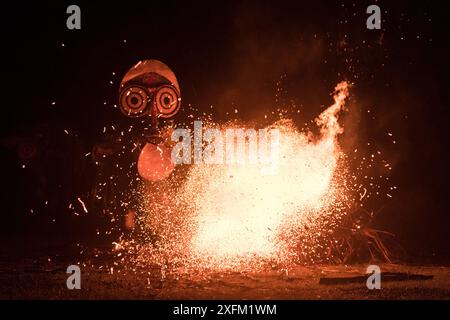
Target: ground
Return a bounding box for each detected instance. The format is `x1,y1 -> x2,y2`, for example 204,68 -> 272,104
1,257 -> 449,299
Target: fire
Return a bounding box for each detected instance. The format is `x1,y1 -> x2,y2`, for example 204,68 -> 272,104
138,81 -> 352,271
188,128 -> 337,258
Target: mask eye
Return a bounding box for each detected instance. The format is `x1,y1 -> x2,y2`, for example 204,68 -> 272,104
119,86 -> 151,117
153,85 -> 181,118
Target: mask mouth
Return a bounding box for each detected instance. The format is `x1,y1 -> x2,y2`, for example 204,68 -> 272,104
137,142 -> 175,181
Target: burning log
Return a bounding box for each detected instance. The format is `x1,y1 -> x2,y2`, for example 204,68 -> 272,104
319,272 -> 433,285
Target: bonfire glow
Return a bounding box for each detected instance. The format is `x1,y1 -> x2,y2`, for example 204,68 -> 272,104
137,81 -> 353,271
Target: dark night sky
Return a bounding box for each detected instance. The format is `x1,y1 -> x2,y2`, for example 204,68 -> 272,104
1,1 -> 449,260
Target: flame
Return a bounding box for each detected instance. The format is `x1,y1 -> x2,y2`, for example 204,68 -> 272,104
138,81 -> 352,271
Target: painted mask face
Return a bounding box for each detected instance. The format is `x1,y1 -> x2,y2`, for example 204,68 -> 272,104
119,60 -> 181,119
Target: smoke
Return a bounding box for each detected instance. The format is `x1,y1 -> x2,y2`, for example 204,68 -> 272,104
206,2 -> 327,122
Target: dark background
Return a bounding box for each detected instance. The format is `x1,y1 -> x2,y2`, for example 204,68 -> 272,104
0,0 -> 449,262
